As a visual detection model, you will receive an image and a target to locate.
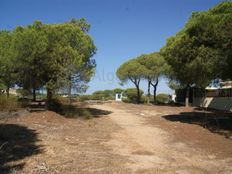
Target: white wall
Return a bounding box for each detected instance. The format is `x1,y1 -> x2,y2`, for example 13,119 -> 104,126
193,97 -> 232,112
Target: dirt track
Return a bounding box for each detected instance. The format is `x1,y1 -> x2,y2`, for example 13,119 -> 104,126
0,102 -> 232,173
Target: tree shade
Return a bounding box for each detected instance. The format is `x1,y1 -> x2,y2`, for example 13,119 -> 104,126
161,1 -> 232,106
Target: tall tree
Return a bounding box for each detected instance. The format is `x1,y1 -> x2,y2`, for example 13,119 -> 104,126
161,2 -> 232,106
11,18 -> 96,104
0,31 -> 17,97
116,59 -> 146,103
137,52 -> 167,104
14,21 -> 48,101
36,19 -> 96,104
63,19 -> 96,103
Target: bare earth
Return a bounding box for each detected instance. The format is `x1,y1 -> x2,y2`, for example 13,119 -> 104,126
0,102 -> 232,174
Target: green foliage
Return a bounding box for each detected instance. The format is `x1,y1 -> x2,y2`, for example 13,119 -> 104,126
0,31 -> 17,96
113,88 -> 124,94
161,1 -> 232,87
136,52 -> 168,103
16,88 -> 31,97
167,80 -> 183,90
0,18 -> 96,102
13,21 -> 48,94
117,59 -> 146,84
0,95 -> 19,112
38,19 -> 96,99
156,93 -> 171,104
137,52 -> 168,80
78,95 -> 92,101
123,88 -> 144,103
78,88 -> 124,101
91,90 -> 114,100
117,59 -> 146,103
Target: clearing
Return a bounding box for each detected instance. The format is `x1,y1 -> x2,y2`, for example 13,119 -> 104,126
0,102 -> 232,174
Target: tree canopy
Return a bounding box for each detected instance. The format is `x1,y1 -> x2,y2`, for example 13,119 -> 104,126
161,1 -> 232,88
0,18 -> 96,104
161,1 -> 232,106
116,58 -> 146,103
0,31 -> 17,97
137,52 -> 167,103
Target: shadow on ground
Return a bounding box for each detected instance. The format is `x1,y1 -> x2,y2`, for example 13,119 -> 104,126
48,102 -> 112,119
0,124 -> 43,173
162,110 -> 232,138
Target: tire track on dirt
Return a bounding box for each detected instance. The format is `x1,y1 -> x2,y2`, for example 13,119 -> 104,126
93,103 -> 232,174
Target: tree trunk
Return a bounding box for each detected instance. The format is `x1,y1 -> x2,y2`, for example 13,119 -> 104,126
153,85 -> 157,104
6,87 -> 9,98
68,82 -> 72,105
32,88 -> 36,101
46,89 -> 53,107
68,76 -> 72,105
147,80 -> 151,104
151,78 -> 159,104
136,85 -> 140,104
185,86 -> 190,107
130,78 -> 141,104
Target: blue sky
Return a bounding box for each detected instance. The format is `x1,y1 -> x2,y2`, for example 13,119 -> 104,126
0,0 -> 221,94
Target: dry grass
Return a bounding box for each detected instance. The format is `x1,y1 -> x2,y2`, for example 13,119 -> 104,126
0,96 -> 19,112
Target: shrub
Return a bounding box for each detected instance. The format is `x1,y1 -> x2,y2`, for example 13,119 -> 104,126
123,88 -> 144,103
156,93 -> 171,104
0,95 -> 20,112
91,90 -> 114,100
78,88 -> 125,101
78,95 -> 92,101
16,89 -> 31,98
113,88 -> 124,95
47,98 -> 93,119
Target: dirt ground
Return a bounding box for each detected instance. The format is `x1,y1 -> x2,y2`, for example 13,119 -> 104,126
0,102 -> 232,174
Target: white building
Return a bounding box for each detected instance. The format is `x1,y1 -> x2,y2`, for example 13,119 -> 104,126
115,93 -> 123,101
193,81 -> 232,112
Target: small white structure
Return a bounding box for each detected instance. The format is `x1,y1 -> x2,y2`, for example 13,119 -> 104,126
115,93 -> 122,101
171,94 -> 176,102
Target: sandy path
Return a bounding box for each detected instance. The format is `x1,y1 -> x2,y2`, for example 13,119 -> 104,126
93,104 -> 232,174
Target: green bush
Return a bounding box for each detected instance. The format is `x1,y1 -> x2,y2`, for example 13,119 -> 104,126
16,89 -> 31,97
123,88 -> 144,103
113,88 -> 124,95
78,95 -> 92,101
156,93 -> 171,104
78,88 -> 125,101
91,90 -> 114,100
0,95 -> 20,112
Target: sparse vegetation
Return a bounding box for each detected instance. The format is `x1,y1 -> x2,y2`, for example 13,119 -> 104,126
156,93 -> 171,104
77,88 -> 124,101
0,95 -> 20,112
0,1 -> 232,173
123,88 -> 144,103
47,97 -> 111,119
